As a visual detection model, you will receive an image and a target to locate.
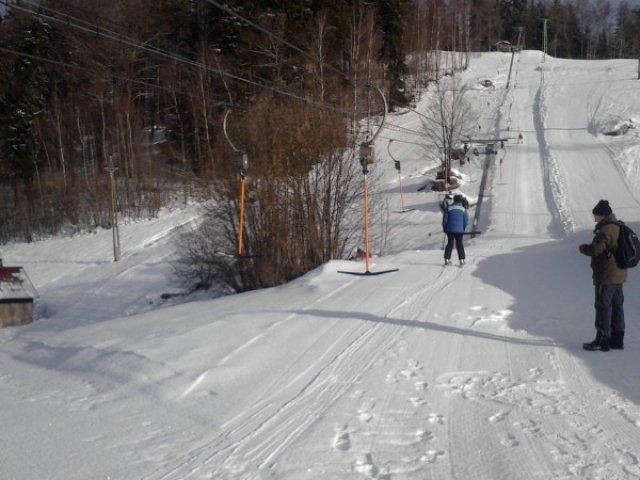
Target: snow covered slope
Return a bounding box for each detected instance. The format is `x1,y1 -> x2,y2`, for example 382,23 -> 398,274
2,51 -> 640,480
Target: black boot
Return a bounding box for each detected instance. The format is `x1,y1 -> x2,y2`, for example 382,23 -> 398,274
583,333 -> 610,351
610,331 -> 624,350
583,333 -> 602,350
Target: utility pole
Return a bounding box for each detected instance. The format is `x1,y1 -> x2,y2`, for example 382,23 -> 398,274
506,48 -> 516,88
515,26 -> 525,51
106,156 -> 121,262
506,27 -> 524,89
542,19 -> 548,62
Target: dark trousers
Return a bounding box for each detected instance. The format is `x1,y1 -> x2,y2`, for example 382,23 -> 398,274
594,284 -> 625,338
444,233 -> 465,261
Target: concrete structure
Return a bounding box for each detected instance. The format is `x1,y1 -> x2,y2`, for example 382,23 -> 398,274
0,260 -> 34,327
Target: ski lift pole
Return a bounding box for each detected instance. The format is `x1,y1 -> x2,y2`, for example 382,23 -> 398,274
236,167 -> 246,256
223,110 -> 250,256
359,145 -> 375,272
363,171 -> 371,273
234,152 -> 249,256
360,84 -> 386,272
339,86 -> 398,276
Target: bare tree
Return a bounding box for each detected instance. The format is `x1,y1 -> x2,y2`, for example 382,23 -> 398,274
420,77 -> 478,190
174,97 -> 360,293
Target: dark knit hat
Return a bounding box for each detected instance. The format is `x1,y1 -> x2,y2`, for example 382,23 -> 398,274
453,194 -> 464,203
592,199 -> 612,216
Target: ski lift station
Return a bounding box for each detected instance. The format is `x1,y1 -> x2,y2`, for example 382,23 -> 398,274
0,259 -> 36,327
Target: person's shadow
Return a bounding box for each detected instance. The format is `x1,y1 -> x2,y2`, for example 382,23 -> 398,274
473,229 -> 640,404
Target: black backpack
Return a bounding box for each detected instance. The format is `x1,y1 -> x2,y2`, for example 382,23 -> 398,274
612,221 -> 640,269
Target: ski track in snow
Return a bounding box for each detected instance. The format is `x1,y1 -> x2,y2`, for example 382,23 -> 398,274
147,54 -> 640,480
533,66 -> 575,237
435,365 -> 640,480
6,53 -> 640,480
149,264 -> 466,480
323,347 -> 640,480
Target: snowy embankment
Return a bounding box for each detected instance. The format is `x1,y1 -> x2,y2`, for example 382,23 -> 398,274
2,51 -> 640,480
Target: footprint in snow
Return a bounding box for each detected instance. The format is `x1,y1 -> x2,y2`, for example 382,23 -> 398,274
528,367 -> 543,378
414,381 -> 428,391
358,410 -> 373,423
500,432 -> 519,447
416,428 -> 435,442
421,449 -> 446,463
333,427 -> 351,451
513,419 -> 542,435
614,449 -> 640,473
354,453 -> 378,477
358,399 -> 376,423
487,411 -> 509,423
407,358 -> 422,370
349,389 -> 365,400
399,369 -> 417,380
427,413 -> 445,424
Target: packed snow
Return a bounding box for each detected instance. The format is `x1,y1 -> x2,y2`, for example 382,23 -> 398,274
2,51 -> 640,480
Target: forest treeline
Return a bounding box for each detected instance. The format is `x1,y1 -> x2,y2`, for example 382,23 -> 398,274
1,0 -> 639,290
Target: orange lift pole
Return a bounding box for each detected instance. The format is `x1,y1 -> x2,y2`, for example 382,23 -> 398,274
224,110 -> 250,257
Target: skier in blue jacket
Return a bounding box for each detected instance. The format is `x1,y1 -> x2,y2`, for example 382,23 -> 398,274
442,194 -> 468,266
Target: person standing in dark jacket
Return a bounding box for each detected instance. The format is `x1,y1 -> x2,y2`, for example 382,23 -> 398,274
579,200 -> 627,351
442,194 -> 468,266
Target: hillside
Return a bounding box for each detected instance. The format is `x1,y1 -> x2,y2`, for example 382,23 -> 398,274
2,50 -> 640,480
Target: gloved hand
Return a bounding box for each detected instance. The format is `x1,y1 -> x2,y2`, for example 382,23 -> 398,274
578,244 -> 589,255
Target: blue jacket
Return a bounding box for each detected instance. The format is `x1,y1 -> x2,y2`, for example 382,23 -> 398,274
442,202 -> 468,234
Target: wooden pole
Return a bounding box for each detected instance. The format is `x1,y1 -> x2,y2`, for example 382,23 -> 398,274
106,156 -> 121,262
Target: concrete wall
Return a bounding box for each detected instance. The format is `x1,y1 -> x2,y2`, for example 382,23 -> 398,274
0,300 -> 34,327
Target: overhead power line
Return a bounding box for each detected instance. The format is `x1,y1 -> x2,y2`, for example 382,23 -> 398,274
0,45 -> 193,97
380,122 -> 427,137
378,135 -> 431,148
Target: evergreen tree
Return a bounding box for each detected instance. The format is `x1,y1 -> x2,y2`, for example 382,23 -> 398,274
613,1 -> 640,58
596,28 -> 610,59
498,0 -> 527,43
0,17 -> 55,185
377,0 -> 411,107
469,0 -> 502,50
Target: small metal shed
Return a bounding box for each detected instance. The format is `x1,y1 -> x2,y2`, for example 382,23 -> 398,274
0,259 -> 35,327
